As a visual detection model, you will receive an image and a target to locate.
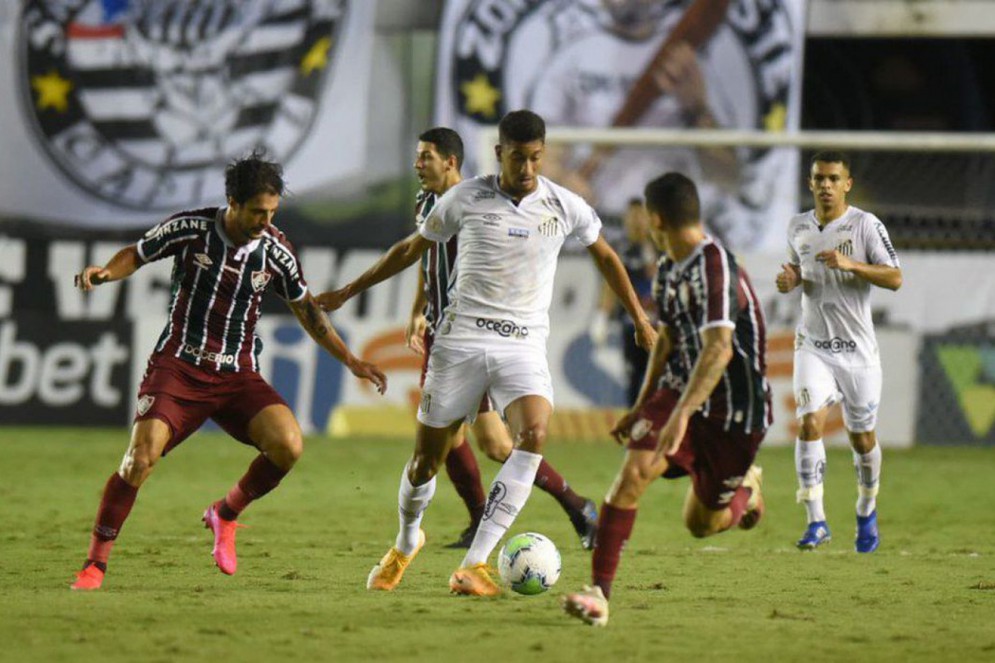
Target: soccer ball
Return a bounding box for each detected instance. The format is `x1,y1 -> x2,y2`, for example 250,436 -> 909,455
497,532 -> 561,595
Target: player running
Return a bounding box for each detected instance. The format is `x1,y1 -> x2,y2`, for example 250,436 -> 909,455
406,127 -> 597,551
563,172 -> 770,627
318,110 -> 655,596
69,154 -> 386,591
776,152 -> 902,553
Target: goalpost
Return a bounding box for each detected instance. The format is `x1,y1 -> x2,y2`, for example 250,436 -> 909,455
476,127 -> 995,252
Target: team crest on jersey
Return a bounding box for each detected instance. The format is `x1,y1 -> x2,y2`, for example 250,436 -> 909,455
193,253 -> 213,269
250,270 -> 271,292
20,0 -> 348,210
836,238 -> 854,256
136,395 -> 155,416
538,216 -> 562,237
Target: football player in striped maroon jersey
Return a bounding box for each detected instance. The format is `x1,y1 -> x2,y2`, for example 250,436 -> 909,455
70,154 -> 386,591
564,172 -> 770,627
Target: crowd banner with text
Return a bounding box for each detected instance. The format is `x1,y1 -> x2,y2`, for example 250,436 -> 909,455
5,229 -> 994,444
434,0 -> 807,252
0,0 -> 375,228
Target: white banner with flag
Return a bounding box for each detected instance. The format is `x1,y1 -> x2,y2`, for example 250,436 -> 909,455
0,0 -> 375,228
434,0 -> 807,252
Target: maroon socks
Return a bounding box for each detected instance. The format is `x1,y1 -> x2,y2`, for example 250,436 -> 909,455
591,502 -> 638,600
218,454 -> 289,521
85,473 -> 139,569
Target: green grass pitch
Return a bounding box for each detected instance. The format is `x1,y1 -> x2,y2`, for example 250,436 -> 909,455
1,428 -> 993,662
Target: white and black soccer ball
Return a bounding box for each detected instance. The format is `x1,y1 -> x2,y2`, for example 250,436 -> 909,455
497,532 -> 561,595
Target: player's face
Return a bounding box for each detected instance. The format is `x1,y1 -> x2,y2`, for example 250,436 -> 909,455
228,192 -> 280,243
414,141 -> 454,195
497,139 -> 544,198
808,161 -> 852,211
624,203 -> 650,242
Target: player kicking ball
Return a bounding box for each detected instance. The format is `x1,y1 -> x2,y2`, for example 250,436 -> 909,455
777,152 -> 902,553
318,110 -> 654,596
69,154 -> 386,590
404,128 -> 598,551
563,173 -> 771,626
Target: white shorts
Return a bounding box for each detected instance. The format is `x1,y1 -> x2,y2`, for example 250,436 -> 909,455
793,350 -> 882,433
417,341 -> 554,428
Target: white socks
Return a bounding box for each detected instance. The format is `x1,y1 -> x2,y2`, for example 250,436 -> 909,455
853,443 -> 881,517
795,438 -> 827,523
462,449 -> 542,567
395,462 -> 436,555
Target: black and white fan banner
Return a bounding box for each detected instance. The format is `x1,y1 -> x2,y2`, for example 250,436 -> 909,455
0,0 -> 376,228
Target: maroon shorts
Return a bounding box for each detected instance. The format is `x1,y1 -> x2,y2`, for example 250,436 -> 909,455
421,330 -> 493,414
134,353 -> 288,455
627,388 -> 764,510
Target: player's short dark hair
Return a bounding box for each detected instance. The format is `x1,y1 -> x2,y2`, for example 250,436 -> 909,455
644,172 -> 700,228
225,151 -> 285,204
498,110 -> 545,144
810,151 -> 851,172
418,127 -> 464,170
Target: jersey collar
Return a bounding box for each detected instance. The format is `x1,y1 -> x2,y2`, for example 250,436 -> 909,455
215,207 -> 261,260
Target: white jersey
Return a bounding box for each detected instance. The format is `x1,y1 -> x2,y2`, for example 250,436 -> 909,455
420,174 -> 602,349
787,206 -> 900,367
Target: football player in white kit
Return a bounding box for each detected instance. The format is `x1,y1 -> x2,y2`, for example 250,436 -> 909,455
776,152 -> 903,553
318,110 -> 655,595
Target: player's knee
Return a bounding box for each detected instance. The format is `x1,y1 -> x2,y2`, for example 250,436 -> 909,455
515,424 -> 547,453
611,462 -> 652,506
119,447 -> 156,485
683,512 -> 714,538
261,427 -> 303,469
409,451 -> 442,484
799,415 -> 823,440
479,435 -> 512,462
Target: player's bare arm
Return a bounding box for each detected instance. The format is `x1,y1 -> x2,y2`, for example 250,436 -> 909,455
776,262 -> 801,293
74,245 -> 143,291
611,324 -> 672,444
816,250 -> 903,291
289,292 -> 387,394
406,269 -> 428,355
654,325 -> 733,460
586,236 -> 658,351
317,231 -> 432,312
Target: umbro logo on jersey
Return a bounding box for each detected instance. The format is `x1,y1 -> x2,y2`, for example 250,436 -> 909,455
193,253 -> 213,269
251,270 -> 271,292
508,227 -> 530,238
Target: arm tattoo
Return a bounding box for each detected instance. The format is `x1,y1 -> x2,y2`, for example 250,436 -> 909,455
304,299 -> 330,337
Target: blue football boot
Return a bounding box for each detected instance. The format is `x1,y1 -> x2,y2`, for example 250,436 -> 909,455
855,511 -> 879,553
796,521 -> 831,550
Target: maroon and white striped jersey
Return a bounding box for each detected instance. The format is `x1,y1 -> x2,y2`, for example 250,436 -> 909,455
415,190 -> 458,333
136,207 -> 308,373
654,236 -> 772,434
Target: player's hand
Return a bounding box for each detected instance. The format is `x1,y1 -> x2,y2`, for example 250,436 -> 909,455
652,41 -> 707,119
816,250 -> 854,272
349,359 -> 387,395
654,411 -> 688,463
405,315 -> 427,355
775,263 -> 800,293
316,287 -> 351,312
75,266 -> 111,291
610,409 -> 640,445
634,319 -> 658,352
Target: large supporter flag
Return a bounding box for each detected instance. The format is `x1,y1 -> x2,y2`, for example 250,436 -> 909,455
435,0 -> 807,252
0,0 -> 375,228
